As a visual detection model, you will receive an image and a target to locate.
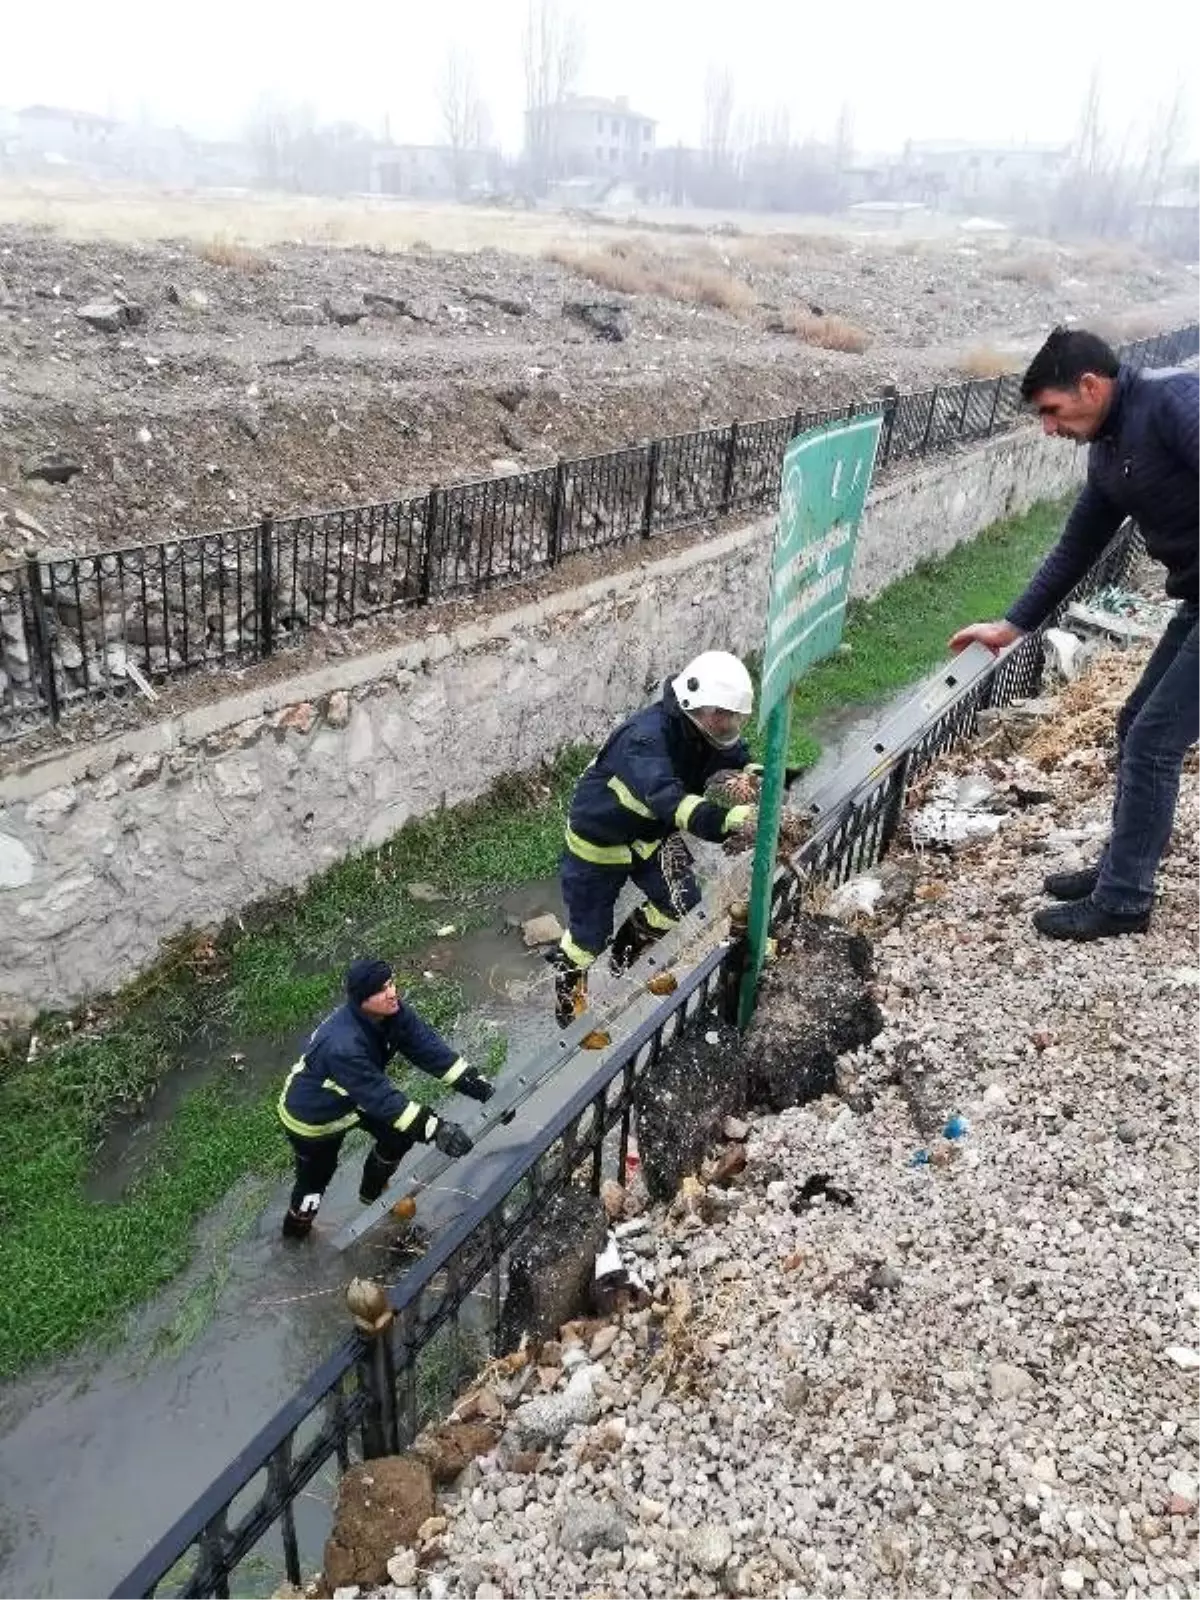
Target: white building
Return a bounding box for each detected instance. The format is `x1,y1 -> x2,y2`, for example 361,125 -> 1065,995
526,95 -> 656,181
16,104 -> 120,165
901,139 -> 1069,208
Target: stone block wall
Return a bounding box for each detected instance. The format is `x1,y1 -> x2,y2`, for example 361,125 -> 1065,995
0,428 -> 1082,1021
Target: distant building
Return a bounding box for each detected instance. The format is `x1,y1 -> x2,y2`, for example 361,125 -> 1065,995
368,144 -> 495,198
900,139 -> 1069,210
1137,186 -> 1200,259
17,104 -> 119,165
525,95 -> 656,181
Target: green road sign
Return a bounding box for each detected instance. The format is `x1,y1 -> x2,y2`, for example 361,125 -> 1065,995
739,413 -> 882,1028
759,412 -> 883,725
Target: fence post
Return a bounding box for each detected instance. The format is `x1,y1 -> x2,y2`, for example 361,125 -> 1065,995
879,752 -> 913,856
419,486 -> 441,603
958,381 -> 973,438
720,900 -> 750,1026
547,461 -> 567,568
879,390 -> 898,465
986,376 -> 1003,437
641,440 -> 660,539
920,387 -> 940,454
24,546 -> 60,725
720,421 -> 740,513
347,1280 -> 399,1459
257,512 -> 275,659
792,407 -> 806,439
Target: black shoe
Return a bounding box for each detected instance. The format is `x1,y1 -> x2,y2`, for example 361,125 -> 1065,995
281,1209 -> 314,1241
547,949 -> 587,1029
1033,897 -> 1149,941
609,908 -> 659,974
1042,866 -> 1100,901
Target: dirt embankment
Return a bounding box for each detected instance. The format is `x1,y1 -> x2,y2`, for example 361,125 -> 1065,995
0,219 -> 1192,564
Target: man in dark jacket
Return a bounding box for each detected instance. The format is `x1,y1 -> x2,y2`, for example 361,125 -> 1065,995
277,958 -> 491,1239
550,651 -> 758,1025
950,326 -> 1198,940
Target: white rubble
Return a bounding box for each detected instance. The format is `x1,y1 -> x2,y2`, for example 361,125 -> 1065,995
361,668 -> 1198,1599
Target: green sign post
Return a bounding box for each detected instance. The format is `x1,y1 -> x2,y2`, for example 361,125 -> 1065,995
738,412 -> 883,1028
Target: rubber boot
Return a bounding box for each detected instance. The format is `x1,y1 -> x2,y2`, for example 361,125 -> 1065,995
281,1208 -> 314,1241
281,1196 -> 320,1241
359,1149 -> 401,1205
609,906 -> 661,974
547,948 -> 588,1029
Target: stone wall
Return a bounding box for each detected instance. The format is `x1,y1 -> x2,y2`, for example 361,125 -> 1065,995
0,428 -> 1083,1022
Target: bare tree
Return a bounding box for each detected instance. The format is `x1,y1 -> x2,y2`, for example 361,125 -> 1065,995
439,46 -> 490,197
245,96 -> 318,191
833,103 -> 854,172
1140,79 -> 1189,237
522,0 -> 584,193
701,65 -> 735,173
1056,67 -> 1116,236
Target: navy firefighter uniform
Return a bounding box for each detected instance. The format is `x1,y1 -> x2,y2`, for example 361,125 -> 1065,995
277,958 -> 490,1239
550,651 -> 758,1026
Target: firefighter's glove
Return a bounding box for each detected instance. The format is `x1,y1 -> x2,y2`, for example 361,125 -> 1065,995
458,1069 -> 495,1104
723,803 -> 757,835
434,1119 -> 474,1159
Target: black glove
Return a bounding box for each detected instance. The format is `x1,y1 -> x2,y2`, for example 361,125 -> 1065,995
458,1069 -> 494,1104
434,1119 -> 474,1158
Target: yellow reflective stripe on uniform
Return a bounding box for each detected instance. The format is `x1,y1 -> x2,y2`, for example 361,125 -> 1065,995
278,1057 -> 362,1139
277,1097 -> 360,1139
675,793 -> 703,830
441,1057 -> 468,1084
561,932 -> 598,969
631,839 -> 661,859
607,775 -> 654,818
321,1077 -> 350,1097
642,902 -> 676,932
564,826 -> 632,865
394,1100 -> 424,1133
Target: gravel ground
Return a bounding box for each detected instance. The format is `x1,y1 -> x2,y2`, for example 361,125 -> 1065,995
1,224 -> 1193,561
354,644 -> 1199,1600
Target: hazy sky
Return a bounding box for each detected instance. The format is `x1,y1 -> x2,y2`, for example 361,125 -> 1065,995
2,0 -> 1195,160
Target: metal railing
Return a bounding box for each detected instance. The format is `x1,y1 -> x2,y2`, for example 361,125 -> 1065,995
112,521 -> 1141,1600
5,323 -> 1194,746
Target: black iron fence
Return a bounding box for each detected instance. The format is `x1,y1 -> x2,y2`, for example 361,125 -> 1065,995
4,324 -> 1194,746
112,521 -> 1141,1600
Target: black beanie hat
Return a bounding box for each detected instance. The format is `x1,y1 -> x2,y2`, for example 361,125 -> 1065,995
346,958 -> 393,1006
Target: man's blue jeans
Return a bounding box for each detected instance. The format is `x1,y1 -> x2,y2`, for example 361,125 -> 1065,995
1095,601 -> 1198,914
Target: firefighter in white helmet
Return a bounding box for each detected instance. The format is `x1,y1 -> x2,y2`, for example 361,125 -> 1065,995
549,651 -> 758,1026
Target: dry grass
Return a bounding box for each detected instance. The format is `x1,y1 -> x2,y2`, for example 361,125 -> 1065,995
546,243 -> 655,296
1090,306 -> 1176,348
1078,242 -> 1151,278
547,240 -> 757,315
777,308 -> 872,353
2,179 -> 872,266
994,254 -> 1059,289
959,344 -> 1022,378
194,233 -> 271,273
669,262 -> 757,313
733,235 -> 791,268
1022,648 -> 1138,771
733,231 -> 849,270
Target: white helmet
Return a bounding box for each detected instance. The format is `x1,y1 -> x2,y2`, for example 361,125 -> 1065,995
672,652 -> 754,747
672,651 -> 754,715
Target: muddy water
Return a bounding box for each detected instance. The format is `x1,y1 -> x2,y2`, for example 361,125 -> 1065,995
0,880 -> 570,1600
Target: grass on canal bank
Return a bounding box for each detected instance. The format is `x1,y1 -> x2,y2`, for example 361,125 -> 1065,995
0,496 -> 1064,1377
